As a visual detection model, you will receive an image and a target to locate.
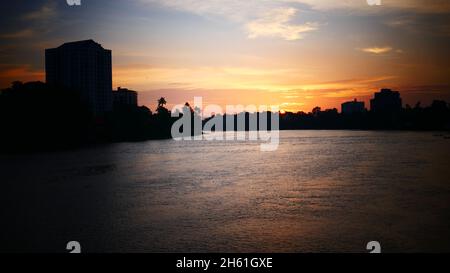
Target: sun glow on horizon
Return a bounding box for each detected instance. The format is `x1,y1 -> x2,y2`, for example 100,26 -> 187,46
1,0 -> 450,112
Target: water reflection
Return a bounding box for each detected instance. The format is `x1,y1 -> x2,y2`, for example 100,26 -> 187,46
1,131 -> 450,252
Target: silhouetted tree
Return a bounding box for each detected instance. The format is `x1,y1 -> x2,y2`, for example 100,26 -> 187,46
312,106 -> 321,117
158,97 -> 167,108
415,101 -> 422,110
2,81 -> 450,153
156,97 -> 170,117
0,81 -> 93,152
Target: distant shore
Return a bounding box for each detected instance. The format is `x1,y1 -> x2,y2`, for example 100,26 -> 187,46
1,82 -> 450,154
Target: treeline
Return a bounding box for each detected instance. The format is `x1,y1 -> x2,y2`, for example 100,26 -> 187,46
280,103 -> 450,130
1,81 -> 449,152
202,103 -> 450,131
0,81 -> 176,153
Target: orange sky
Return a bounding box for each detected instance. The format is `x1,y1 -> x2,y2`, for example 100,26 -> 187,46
1,1 -> 450,112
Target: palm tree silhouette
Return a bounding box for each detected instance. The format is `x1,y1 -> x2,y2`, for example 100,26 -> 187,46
156,97 -> 169,117
158,97 -> 167,108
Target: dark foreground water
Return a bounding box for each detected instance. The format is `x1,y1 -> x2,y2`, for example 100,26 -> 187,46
1,131 -> 450,253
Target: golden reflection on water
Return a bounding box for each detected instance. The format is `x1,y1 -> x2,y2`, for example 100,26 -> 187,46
1,131 -> 450,252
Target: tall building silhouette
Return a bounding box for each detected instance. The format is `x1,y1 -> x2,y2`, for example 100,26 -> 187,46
341,99 -> 365,114
45,40 -> 113,115
370,88 -> 402,113
113,87 -> 138,108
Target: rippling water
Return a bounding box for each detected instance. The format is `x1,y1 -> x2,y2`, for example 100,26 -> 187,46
1,131 -> 450,252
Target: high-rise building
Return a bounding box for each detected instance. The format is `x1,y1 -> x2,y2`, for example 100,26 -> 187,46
113,87 -> 138,108
45,40 -> 113,115
341,99 -> 365,114
370,88 -> 402,113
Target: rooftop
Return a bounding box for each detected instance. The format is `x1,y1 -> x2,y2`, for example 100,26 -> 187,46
51,39 -> 108,50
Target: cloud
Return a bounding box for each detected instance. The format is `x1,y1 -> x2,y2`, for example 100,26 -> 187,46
361,47 -> 393,54
385,14 -> 450,37
144,0 -> 320,40
143,0 -> 450,42
246,8 -> 318,40
0,64 -> 44,88
146,0 -> 450,16
0,29 -> 35,39
298,76 -> 397,91
287,0 -> 450,13
0,1 -> 58,40
144,0 -> 273,21
381,0 -> 450,13
22,1 -> 57,21
112,63 -> 303,91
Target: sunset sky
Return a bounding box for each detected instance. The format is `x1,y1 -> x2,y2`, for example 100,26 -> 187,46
1,0 -> 450,112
